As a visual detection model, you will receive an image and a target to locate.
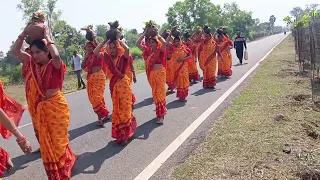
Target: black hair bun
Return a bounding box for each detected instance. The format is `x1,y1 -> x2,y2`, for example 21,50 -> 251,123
171,26 -> 181,38
183,30 -> 191,40
216,28 -> 223,35
203,24 -> 211,34
161,30 -> 170,39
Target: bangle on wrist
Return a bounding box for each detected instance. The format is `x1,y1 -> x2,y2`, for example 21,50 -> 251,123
16,136 -> 27,144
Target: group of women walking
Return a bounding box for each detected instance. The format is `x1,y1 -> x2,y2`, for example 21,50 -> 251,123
0,21 -> 235,179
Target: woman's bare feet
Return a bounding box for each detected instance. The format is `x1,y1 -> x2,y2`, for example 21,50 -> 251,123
121,140 -> 128,146
6,158 -> 13,172
102,116 -> 110,122
156,117 -> 164,124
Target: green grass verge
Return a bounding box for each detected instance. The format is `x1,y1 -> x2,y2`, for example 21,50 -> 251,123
172,36 -> 320,180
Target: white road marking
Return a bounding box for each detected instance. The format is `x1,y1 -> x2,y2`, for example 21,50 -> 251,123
18,122 -> 33,129
134,34 -> 289,180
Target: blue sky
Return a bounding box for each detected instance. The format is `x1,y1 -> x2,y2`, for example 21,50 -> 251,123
0,0 -> 318,53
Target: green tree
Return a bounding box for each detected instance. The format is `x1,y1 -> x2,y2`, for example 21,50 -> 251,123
0,51 -> 4,61
283,16 -> 293,26
17,0 -> 44,22
2,42 -> 21,66
221,2 -> 255,38
269,15 -> 276,34
290,7 -> 304,20
124,29 -> 140,48
165,0 -> 222,31
95,24 -> 108,38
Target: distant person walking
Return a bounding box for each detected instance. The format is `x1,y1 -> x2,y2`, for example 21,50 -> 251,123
234,31 -> 247,65
73,51 -> 86,90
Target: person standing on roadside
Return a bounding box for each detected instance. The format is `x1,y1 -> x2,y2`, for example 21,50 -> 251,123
234,31 -> 247,65
73,51 -> 86,90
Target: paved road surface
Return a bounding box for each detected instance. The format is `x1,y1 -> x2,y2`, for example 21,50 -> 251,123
1,34 -> 286,180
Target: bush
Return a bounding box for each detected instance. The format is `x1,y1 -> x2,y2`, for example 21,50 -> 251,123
130,47 -> 143,60
1,65 -> 24,84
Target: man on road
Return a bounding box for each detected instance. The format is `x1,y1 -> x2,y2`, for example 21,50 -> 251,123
72,51 -> 86,90
234,31 -> 247,65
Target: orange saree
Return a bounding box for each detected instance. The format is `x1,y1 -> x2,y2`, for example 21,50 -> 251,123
103,52 -> 137,143
145,47 -> 167,118
22,57 -> 76,179
185,41 -> 200,82
106,43 -> 136,108
0,80 -> 26,177
198,38 -> 219,88
84,54 -> 109,121
165,45 -> 176,91
171,45 -> 191,100
217,40 -> 233,77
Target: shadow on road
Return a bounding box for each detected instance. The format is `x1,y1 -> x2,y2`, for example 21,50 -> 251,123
69,121 -> 106,141
166,99 -> 187,110
134,118 -> 161,140
72,118 -> 160,177
5,121 -> 107,176
72,141 -> 124,176
233,62 -> 248,66
192,88 -> 217,96
133,97 -> 154,109
4,152 -> 41,177
216,76 -> 229,83
189,81 -> 200,87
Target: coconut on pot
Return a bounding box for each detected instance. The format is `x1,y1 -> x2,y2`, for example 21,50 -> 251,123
195,25 -> 202,34
25,12 -> 47,45
143,20 -> 158,38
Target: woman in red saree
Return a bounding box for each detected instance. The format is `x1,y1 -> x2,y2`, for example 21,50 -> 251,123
198,31 -> 221,89
136,29 -> 168,124
82,33 -> 110,126
167,33 -> 192,101
217,33 -> 233,77
0,80 -> 32,177
183,31 -> 200,82
12,25 -> 77,179
94,35 -> 137,145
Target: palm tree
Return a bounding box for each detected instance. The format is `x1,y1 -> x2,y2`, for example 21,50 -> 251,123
269,15 -> 276,34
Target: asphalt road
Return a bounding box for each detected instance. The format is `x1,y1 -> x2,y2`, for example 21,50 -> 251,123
1,33 -> 286,180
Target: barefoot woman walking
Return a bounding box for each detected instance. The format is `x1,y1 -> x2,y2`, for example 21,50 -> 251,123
12,24 -> 77,179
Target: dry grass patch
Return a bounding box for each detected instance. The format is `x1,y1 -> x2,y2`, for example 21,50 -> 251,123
172,36 -> 320,180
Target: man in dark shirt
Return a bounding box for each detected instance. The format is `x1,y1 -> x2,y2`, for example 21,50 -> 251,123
234,31 -> 247,65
